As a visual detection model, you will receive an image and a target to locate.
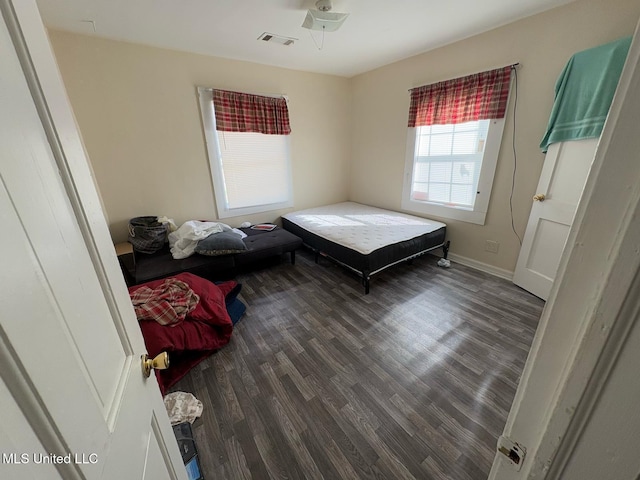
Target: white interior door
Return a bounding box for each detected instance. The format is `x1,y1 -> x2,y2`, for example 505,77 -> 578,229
0,1 -> 186,479
512,138 -> 597,300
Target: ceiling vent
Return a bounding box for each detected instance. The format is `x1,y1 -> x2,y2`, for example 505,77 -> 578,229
258,32 -> 296,46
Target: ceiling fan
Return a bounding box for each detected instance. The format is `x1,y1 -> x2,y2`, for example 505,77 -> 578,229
301,0 -> 349,32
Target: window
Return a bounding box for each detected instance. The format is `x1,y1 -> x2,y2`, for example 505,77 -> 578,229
198,87 -> 293,219
402,66 -> 512,225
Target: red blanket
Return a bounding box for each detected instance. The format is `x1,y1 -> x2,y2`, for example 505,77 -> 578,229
129,272 -> 235,394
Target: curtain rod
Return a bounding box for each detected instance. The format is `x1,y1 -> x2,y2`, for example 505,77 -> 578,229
196,86 -> 287,100
408,63 -> 520,92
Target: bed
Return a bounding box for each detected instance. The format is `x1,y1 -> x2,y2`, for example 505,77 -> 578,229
282,202 -> 448,293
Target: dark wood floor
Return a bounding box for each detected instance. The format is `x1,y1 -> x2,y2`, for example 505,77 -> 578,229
170,250 -> 543,479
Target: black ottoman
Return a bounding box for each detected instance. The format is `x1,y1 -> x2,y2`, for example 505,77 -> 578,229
129,226 -> 302,285
236,227 -> 303,266
133,244 -> 236,284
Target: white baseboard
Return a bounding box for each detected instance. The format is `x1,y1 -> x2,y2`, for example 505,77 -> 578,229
446,252 -> 514,281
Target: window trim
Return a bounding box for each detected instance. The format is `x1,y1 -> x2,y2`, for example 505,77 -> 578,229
197,87 -> 294,219
401,118 -> 506,225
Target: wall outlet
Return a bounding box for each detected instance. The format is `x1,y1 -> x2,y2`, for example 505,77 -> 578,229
485,240 -> 500,253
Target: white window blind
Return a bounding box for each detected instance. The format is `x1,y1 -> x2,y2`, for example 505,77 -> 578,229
216,131 -> 291,209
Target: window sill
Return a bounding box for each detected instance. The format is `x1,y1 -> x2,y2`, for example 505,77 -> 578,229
216,199 -> 293,219
401,198 -> 487,225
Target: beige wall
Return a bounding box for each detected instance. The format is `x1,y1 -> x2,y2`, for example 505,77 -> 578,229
50,0 -> 639,270
350,0 -> 640,273
49,32 -> 352,242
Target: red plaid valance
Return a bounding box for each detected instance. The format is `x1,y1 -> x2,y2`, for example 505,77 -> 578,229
408,66 -> 512,127
213,89 -> 291,135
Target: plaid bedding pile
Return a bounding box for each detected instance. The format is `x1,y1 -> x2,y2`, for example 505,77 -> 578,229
130,279 -> 199,326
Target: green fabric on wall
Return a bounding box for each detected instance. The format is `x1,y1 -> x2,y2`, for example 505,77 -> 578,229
540,36 -> 632,152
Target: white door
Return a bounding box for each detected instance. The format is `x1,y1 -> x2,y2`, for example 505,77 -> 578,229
512,138 -> 598,300
0,2 -> 186,479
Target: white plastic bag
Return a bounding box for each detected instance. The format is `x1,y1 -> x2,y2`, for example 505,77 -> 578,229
163,391 -> 203,425
168,220 -> 228,259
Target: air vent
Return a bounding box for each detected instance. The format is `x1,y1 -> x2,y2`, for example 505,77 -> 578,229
258,32 -> 296,46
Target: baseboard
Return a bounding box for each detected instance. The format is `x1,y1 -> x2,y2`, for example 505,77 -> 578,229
446,252 -> 514,281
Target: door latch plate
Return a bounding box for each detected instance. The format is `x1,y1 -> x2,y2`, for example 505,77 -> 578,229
497,435 -> 526,471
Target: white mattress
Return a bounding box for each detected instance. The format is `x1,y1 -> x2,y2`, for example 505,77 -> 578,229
283,202 -> 446,255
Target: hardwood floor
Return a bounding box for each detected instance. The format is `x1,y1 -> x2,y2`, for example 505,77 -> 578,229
170,250 -> 543,479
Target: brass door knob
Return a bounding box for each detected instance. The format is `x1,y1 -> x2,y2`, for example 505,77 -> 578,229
533,193 -> 546,202
141,352 -> 169,378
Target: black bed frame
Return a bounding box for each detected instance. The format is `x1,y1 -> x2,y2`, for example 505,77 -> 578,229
282,217 -> 449,294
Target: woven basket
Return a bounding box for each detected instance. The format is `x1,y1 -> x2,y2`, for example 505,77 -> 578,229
128,216 -> 168,254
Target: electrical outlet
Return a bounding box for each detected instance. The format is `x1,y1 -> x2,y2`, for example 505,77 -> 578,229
485,240 -> 500,253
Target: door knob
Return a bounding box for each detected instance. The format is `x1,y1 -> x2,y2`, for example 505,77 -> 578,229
141,352 -> 169,378
533,193 -> 546,202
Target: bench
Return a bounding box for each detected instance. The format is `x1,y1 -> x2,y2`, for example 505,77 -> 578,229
121,227 -> 302,285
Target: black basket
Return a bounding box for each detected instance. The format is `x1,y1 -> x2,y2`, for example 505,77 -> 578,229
128,216 -> 168,254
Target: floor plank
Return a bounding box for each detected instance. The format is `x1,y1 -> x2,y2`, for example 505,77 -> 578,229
170,250 -> 543,479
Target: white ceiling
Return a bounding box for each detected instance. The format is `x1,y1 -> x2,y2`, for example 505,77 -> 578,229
36,0 -> 575,77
